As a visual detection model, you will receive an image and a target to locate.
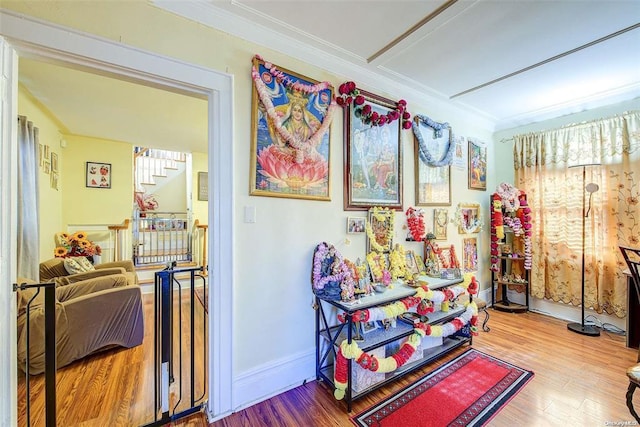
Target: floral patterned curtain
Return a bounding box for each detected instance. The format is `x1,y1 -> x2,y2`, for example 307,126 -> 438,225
513,111 -> 640,318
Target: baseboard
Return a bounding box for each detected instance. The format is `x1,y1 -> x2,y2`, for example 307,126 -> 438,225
231,349 -> 315,413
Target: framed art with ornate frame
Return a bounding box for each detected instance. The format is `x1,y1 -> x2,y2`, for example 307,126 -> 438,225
249,56 -> 335,200
344,89 -> 403,210
366,208 -> 394,253
468,139 -> 487,190
455,203 -> 482,234
413,115 -> 452,205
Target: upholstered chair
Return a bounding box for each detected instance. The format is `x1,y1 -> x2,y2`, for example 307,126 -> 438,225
16,274 -> 144,375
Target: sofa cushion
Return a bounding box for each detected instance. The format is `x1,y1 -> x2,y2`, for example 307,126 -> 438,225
40,258 -> 70,282
63,257 -> 95,275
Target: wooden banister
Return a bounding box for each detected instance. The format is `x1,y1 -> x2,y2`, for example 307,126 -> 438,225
108,218 -> 130,262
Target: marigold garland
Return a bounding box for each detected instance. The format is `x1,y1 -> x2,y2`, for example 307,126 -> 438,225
334,301 -> 478,400
336,81 -> 412,129
365,206 -> 394,252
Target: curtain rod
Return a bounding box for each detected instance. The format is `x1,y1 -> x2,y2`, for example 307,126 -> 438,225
501,109 -> 639,143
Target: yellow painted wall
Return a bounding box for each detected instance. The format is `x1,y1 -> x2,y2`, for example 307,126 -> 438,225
61,135 -> 134,228
191,151 -> 208,226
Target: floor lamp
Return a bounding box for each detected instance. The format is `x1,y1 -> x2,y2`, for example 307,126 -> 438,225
567,163 -> 601,336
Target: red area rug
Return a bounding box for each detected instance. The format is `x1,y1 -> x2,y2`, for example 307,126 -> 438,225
351,348 -> 533,427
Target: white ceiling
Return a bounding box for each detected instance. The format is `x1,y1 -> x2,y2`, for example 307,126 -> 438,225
17,0 -> 640,152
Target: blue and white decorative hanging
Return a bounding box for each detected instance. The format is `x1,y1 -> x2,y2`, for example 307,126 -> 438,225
412,114 -> 455,167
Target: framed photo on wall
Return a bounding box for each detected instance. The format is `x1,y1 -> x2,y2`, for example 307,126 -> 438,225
468,139 -> 487,190
433,208 -> 448,240
463,237 -> 478,272
366,208 -> 394,253
455,203 -> 482,234
86,161 -> 111,188
249,56 -> 334,201
347,217 -> 365,234
344,89 -> 403,210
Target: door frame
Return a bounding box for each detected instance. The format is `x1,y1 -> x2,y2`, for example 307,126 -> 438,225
0,10 -> 234,422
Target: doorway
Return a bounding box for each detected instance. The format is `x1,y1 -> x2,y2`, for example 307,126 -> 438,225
0,10 -> 234,424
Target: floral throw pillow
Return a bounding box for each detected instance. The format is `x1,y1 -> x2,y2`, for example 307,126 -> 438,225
63,257 -> 95,275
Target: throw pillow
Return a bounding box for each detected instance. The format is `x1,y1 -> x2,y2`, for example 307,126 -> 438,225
63,257 -> 96,274
63,257 -> 84,274
75,256 -> 96,272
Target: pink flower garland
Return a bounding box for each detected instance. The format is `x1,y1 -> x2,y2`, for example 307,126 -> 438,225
335,81 -> 412,129
252,55 -> 338,164
519,196 -> 533,269
312,242 -> 349,291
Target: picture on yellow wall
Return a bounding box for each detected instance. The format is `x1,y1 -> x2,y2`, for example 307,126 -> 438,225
249,55 -> 335,201
86,161 -> 111,189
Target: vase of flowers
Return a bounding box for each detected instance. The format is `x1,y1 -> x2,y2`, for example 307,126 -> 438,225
54,231 -> 102,258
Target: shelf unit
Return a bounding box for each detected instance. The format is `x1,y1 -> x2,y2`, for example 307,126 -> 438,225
315,277 -> 470,412
491,229 -> 530,313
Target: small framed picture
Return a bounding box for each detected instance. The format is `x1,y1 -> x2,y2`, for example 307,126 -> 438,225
463,237 -> 478,272
433,208 -> 448,240
347,217 -> 365,234
50,171 -> 59,191
361,321 -> 379,335
86,161 -> 111,189
197,171 -> 208,201
405,250 -> 420,276
51,152 -> 59,173
468,139 -> 487,191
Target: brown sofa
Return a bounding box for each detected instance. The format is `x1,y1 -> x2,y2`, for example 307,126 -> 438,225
16,274 -> 144,375
39,257 -> 139,287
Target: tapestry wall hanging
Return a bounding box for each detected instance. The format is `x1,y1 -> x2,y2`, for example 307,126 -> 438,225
343,88 -> 404,210
249,55 -> 336,200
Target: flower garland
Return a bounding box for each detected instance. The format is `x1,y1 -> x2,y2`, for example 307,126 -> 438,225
452,203 -> 484,234
496,182 -> 521,212
335,81 -> 412,129
490,193 -> 504,271
412,114 -> 455,167
519,196 -> 533,269
311,242 -> 357,303
389,245 -> 411,280
366,251 -> 389,284
365,206 -> 394,252
251,55 -> 338,164
405,207 -> 426,241
333,301 -> 478,400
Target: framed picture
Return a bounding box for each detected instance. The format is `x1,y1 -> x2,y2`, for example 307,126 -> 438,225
43,159 -> 51,175
405,250 -> 420,276
468,139 -> 487,190
366,251 -> 388,282
347,217 -> 365,234
51,152 -> 58,173
249,56 -> 334,201
413,117 -> 451,206
414,254 -> 426,274
361,321 -> 379,335
39,144 -> 44,167
366,209 -> 394,253
463,237 -> 478,272
197,171 -> 208,201
433,208 -> 448,240
344,89 -> 402,210
455,203 -> 482,234
86,161 -> 111,188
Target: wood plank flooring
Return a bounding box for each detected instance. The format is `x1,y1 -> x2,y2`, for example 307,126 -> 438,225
17,299 -> 640,426
212,309 -> 639,427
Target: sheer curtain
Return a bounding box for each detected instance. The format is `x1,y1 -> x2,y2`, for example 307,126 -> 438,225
513,111 -> 640,318
17,116 -> 40,280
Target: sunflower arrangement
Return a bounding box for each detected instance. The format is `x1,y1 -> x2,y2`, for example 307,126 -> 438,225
54,231 -> 102,258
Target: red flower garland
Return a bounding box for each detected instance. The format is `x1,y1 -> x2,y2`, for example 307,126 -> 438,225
336,81 -> 412,129
405,207 -> 426,241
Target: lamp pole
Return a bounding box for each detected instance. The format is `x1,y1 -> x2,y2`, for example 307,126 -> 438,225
567,164 -> 600,336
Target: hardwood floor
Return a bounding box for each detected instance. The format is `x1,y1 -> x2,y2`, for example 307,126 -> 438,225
17,290 -> 207,427
17,300 -> 639,426
212,309 -> 639,427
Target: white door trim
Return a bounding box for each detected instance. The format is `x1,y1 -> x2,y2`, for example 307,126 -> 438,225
0,10 -> 234,422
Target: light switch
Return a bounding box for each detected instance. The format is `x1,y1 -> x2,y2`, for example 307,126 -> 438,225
244,206 -> 256,223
